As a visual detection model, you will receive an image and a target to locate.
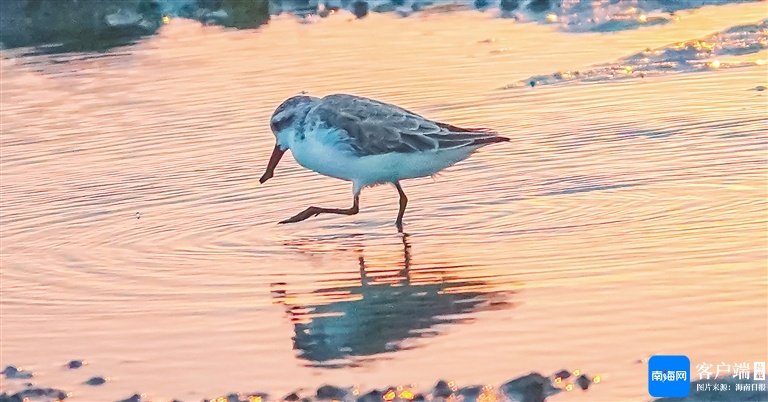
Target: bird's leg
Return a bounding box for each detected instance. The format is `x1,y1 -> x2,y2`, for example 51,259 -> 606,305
279,194 -> 360,224
395,182 -> 408,232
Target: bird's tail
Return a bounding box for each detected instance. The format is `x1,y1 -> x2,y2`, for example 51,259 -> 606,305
471,135 -> 510,146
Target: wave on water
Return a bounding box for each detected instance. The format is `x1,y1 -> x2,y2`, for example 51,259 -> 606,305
503,18 -> 768,89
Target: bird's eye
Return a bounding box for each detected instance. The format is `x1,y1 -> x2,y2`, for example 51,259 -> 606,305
271,115 -> 294,133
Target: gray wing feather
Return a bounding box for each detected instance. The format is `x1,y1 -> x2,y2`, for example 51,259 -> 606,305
310,94 -> 505,156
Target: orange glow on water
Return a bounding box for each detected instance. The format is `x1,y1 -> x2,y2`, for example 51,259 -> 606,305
0,3 -> 765,402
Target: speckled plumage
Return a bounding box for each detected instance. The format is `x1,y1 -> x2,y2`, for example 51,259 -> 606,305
261,93 -> 509,229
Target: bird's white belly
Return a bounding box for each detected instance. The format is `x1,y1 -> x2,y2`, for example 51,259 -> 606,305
290,139 -> 475,186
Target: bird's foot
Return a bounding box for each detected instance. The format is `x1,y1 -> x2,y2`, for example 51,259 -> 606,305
279,207 -> 321,224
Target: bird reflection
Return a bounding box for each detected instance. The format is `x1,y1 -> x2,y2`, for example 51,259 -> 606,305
271,233 -> 512,368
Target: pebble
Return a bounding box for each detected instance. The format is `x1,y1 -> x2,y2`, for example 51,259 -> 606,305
352,0 -> 368,18
85,376 -> 107,386
1,366 -> 33,379
66,360 -> 85,369
457,385 -> 483,401
499,0 -> 519,12
357,389 -> 382,402
432,380 -> 453,398
116,394 -> 143,402
553,369 -> 571,379
283,392 -> 301,402
575,374 -> 591,390
500,372 -> 560,402
527,0 -> 550,13
316,385 -> 347,400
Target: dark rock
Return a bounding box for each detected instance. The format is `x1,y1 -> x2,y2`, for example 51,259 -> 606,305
457,386 -> 483,401
474,0 -> 489,10
2,366 -> 18,378
526,0 -> 549,13
351,0 -> 368,18
411,394 -> 425,402
66,360 -> 84,370
116,394 -> 143,402
357,389 -> 382,402
522,382 -> 544,402
371,3 -> 395,12
2,366 -> 33,380
575,374 -> 591,390
316,385 -> 347,400
85,376 -> 107,386
501,373 -> 560,402
0,392 -> 22,402
553,369 -> 571,379
283,392 -> 301,402
432,380 -> 453,398
499,0 -> 518,12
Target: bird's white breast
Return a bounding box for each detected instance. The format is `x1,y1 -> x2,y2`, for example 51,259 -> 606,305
289,131 -> 477,188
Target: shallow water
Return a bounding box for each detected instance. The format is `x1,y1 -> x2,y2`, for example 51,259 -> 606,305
1,2 -> 767,401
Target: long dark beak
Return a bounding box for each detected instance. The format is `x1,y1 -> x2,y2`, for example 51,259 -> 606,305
260,144 -> 285,184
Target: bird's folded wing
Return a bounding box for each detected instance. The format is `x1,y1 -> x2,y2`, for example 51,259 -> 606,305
311,94 -> 504,157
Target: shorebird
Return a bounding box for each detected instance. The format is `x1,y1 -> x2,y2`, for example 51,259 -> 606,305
259,94 -> 509,230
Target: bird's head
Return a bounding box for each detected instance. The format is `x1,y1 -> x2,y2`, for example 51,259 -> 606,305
269,94 -> 317,149
261,94 -> 318,184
